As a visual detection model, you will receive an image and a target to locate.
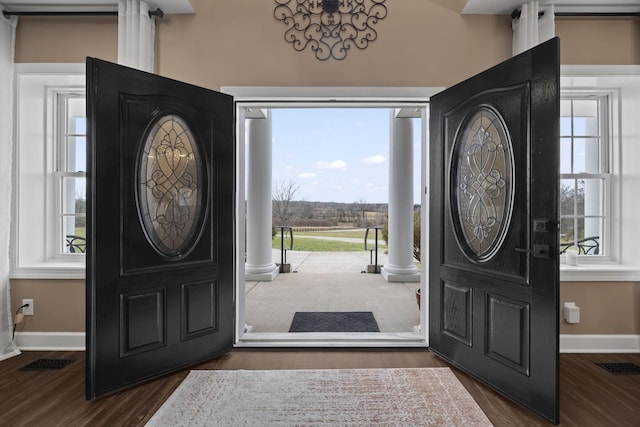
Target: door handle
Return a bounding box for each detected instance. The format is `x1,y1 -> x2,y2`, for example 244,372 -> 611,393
515,244 -> 550,259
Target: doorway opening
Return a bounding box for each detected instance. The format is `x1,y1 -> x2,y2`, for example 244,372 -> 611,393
225,87 -> 440,348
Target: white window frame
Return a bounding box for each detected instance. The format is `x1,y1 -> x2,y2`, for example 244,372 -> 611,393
53,91 -> 87,258
559,65 -> 640,281
54,88 -> 87,259
11,64 -> 86,279
559,92 -> 612,260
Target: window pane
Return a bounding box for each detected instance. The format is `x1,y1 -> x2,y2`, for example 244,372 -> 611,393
572,138 -> 600,174
560,138 -> 572,173
560,179 -> 575,215
572,99 -> 598,136
581,217 -> 603,241
580,179 -> 604,217
560,217 -> 576,248
67,97 -> 85,121
559,95 -> 608,257
61,216 -> 86,254
62,177 -> 87,215
560,116 -> 572,137
57,93 -> 87,256
574,179 -> 585,213
66,136 -> 86,172
578,218 -> 602,255
68,116 -> 86,134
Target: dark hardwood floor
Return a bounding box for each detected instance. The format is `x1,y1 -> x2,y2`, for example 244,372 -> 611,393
0,350 -> 638,426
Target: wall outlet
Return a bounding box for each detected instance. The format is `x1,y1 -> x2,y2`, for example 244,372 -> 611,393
563,302 -> 579,324
22,299 -> 34,316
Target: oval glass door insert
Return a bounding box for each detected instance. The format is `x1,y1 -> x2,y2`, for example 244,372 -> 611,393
451,106 -> 514,262
138,114 -> 203,258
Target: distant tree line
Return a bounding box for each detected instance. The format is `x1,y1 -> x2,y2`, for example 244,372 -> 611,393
272,180 -> 387,228
271,180 -> 421,260
272,199 -> 388,228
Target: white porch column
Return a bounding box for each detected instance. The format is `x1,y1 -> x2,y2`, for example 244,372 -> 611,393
245,111 -> 279,281
382,110 -> 420,282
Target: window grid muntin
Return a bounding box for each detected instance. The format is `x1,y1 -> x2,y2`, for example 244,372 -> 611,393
560,94 -> 610,256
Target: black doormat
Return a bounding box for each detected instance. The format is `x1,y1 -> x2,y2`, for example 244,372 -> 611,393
20,358 -> 75,371
289,311 -> 380,332
595,362 -> 640,375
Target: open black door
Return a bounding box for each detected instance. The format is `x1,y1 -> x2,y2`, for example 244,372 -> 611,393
429,38 -> 559,423
86,58 -> 234,399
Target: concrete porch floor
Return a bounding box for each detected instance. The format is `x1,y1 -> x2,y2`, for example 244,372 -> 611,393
244,250 -> 422,333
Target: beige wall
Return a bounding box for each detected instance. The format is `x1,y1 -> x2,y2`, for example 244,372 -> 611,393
15,16 -> 117,63
154,0 -> 512,89
12,279 -> 639,335
14,0 -> 512,88
556,17 -> 640,65
9,1 -> 640,336
560,282 -> 640,334
14,5 -> 640,81
10,279 -> 85,333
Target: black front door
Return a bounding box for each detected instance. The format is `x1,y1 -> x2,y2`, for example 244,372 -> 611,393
86,58 -> 235,399
429,38 -> 560,423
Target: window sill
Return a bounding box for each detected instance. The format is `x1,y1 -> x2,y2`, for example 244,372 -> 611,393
560,263 -> 640,281
10,263 -> 85,280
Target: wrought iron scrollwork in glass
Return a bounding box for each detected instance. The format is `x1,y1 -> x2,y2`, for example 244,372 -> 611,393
451,106 -> 515,261
274,0 -> 388,61
138,115 -> 203,258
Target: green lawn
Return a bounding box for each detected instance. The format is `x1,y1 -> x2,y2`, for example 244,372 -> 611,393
272,237 -> 363,252
294,229 -> 368,239
273,227 -> 388,252
272,235 -> 387,252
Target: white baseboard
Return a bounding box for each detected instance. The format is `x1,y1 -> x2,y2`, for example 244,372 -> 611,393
560,334 -> 640,353
11,332 -> 640,353
15,332 -> 85,351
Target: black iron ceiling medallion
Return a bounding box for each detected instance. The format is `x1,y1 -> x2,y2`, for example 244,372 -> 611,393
274,0 -> 388,61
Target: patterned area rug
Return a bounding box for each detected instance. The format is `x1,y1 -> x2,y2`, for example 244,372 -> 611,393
146,368 -> 493,426
289,311 -> 380,332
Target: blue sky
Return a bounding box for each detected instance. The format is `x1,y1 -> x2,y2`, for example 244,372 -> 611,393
271,108 -> 422,204
77,108 -> 426,204
560,117 -> 594,174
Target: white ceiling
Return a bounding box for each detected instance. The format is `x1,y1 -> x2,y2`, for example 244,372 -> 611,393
462,0 -> 640,15
1,0 -> 194,14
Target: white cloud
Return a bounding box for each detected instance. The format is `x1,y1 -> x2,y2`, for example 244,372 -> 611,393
365,184 -> 389,194
298,172 -> 317,179
317,160 -> 347,170
362,154 -> 385,164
